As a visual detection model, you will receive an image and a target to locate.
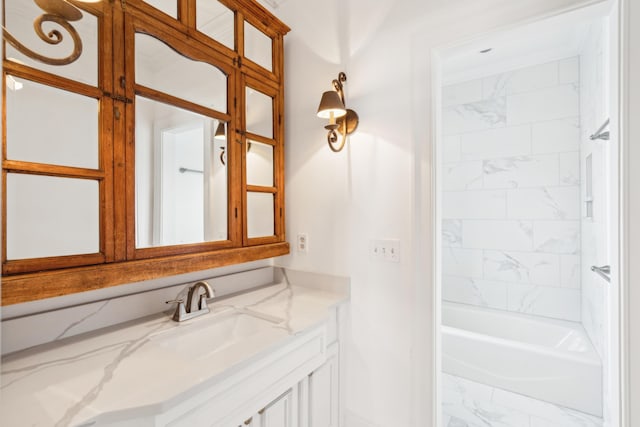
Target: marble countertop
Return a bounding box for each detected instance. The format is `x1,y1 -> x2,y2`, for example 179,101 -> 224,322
0,280 -> 348,427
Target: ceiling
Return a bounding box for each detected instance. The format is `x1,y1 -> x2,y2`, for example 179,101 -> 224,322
441,1 -> 612,85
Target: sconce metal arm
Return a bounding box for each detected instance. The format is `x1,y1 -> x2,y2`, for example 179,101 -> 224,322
332,72 -> 347,105
325,72 -> 358,152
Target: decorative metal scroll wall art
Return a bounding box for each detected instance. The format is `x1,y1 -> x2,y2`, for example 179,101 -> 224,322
2,0 -> 97,66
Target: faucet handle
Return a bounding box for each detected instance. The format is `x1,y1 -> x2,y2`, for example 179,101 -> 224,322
165,299 -> 187,322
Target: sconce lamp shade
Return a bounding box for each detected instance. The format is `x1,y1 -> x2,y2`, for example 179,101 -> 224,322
317,91 -> 347,119
214,122 -> 226,140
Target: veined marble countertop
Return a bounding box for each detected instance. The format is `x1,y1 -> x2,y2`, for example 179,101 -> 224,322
0,280 -> 348,427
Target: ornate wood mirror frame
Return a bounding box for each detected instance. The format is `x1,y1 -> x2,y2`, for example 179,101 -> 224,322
1,0 -> 290,305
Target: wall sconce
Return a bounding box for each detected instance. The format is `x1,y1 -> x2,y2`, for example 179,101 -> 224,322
317,72 -> 359,152
2,0 -> 101,66
214,122 -> 226,140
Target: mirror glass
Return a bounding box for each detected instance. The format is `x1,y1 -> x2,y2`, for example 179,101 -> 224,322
135,97 -> 228,248
4,0 -> 98,86
196,0 -> 234,50
247,192 -> 274,238
6,76 -> 99,169
142,0 -> 178,18
246,140 -> 274,187
135,33 -> 227,112
244,21 -> 272,71
246,87 -> 273,138
6,174 -> 99,260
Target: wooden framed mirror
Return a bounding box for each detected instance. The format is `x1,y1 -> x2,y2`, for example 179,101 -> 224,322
1,0 -> 290,305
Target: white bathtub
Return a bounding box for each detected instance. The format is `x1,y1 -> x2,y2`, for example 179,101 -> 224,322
442,301 -> 602,417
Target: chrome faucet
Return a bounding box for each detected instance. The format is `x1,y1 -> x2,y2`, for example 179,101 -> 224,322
166,281 -> 215,322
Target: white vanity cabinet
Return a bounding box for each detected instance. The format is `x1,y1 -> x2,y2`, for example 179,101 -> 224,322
236,389 -> 296,427
0,278 -> 349,427
300,344 -> 340,427
230,307 -> 344,427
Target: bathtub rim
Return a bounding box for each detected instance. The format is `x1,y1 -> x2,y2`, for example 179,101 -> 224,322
441,301 -> 602,366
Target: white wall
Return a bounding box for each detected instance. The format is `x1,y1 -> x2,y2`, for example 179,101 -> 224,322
441,58 -> 582,322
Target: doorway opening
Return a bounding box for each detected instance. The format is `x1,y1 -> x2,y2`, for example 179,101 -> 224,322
433,2 -> 621,426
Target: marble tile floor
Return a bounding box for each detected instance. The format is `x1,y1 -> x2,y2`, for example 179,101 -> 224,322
442,373 -> 603,427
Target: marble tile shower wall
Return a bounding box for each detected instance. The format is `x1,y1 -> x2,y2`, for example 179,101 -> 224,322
442,57 -> 582,322
580,19 -> 608,362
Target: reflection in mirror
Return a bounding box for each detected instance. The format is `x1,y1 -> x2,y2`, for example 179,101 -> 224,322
142,0 -> 178,18
6,174 -> 99,259
135,33 -> 227,112
135,97 -> 228,248
246,88 -> 273,138
246,140 -> 274,187
6,76 -> 99,169
244,21 -> 272,71
3,0 -> 99,86
247,192 -> 274,238
196,0 -> 235,50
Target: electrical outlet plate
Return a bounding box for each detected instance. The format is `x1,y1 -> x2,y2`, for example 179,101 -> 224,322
297,233 -> 308,253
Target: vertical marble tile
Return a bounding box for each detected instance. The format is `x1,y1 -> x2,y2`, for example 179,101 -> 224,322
505,61 -> 559,95
441,56 -> 584,324
532,117 -> 580,154
443,161 -> 484,191
446,416 -> 471,427
507,284 -> 581,321
442,374 -> 603,427
443,374 -> 494,402
462,220 -> 533,251
507,85 -> 579,125
443,135 -> 462,163
531,410 -> 602,427
483,155 -> 559,189
443,190 -> 507,219
443,97 -> 507,135
507,187 -> 580,220
582,275 -> 605,359
483,250 -> 560,287
442,247 -> 484,278
482,73 -> 510,99
460,125 -> 531,161
443,79 -> 483,107
559,152 -> 580,186
493,388 -> 601,427
442,378 -> 531,426
560,254 -> 581,289
442,276 -> 508,310
533,221 -> 580,254
443,219 -> 463,248
559,57 -> 580,84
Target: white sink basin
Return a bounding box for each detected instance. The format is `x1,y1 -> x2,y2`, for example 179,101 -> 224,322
152,311 -> 281,361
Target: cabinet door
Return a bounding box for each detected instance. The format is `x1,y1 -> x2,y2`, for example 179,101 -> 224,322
236,416 -> 255,427
308,354 -> 339,427
260,390 -> 294,427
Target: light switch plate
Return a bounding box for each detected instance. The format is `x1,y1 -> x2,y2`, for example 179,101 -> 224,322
385,239 -> 400,263
370,239 -> 400,263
